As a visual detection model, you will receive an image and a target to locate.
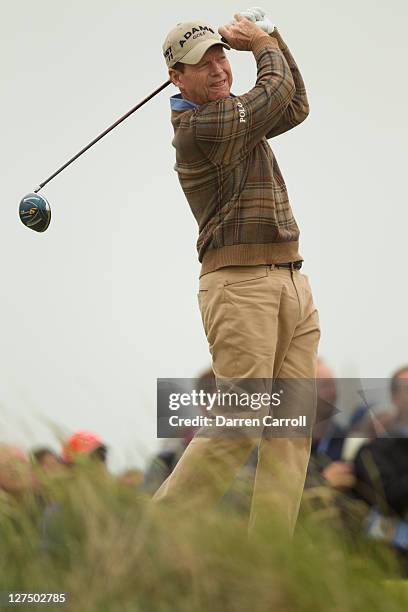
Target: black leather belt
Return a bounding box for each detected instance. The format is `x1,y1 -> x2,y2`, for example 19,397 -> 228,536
274,261 -> 303,270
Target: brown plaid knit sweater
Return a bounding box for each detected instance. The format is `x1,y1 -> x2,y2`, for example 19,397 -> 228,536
170,30 -> 309,276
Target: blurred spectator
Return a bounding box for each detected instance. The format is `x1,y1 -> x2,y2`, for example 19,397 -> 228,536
389,365 -> 408,430
0,445 -> 33,499
354,366 -> 408,517
351,367 -> 408,572
119,469 -> 144,489
341,407 -> 396,463
62,431 -> 108,465
303,360 -> 362,533
31,447 -> 61,472
348,400 -> 396,440
311,359 -> 346,462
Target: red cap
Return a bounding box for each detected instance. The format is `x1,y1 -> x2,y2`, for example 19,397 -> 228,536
63,431 -> 104,462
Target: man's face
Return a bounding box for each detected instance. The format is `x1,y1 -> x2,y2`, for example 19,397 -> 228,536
170,45 -> 233,105
392,371 -> 408,416
40,452 -> 61,471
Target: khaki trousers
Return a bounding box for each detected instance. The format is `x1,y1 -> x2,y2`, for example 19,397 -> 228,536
153,265 -> 320,535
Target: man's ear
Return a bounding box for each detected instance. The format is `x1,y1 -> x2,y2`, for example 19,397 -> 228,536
169,68 -> 182,88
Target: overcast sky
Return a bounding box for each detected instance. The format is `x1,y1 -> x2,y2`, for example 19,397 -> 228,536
1,1 -> 407,472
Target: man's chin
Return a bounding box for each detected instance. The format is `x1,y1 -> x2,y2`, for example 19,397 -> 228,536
208,87 -> 231,101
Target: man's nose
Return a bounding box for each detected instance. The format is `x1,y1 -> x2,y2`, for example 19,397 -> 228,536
209,61 -> 224,75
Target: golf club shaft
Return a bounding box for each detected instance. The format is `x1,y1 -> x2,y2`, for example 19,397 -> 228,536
34,79 -> 172,193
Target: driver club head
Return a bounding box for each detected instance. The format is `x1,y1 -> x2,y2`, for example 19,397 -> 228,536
19,193 -> 51,232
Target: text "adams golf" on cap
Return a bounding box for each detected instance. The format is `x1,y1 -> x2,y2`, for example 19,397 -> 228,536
179,25 -> 216,48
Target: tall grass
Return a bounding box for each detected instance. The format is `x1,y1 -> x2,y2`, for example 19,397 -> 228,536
0,463 -> 407,612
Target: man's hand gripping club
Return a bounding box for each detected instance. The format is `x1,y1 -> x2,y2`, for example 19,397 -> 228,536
218,13 -> 270,50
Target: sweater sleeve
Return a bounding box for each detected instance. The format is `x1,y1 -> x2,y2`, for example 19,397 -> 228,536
192,36 -> 296,166
265,29 -> 310,139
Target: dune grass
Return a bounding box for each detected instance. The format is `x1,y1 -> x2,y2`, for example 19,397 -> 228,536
0,464 -> 407,612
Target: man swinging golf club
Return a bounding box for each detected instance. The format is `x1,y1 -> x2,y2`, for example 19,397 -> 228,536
154,8 -> 321,535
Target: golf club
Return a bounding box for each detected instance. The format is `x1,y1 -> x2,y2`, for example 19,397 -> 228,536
19,79 -> 171,232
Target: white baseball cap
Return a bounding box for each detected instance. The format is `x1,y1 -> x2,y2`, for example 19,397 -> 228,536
163,21 -> 230,68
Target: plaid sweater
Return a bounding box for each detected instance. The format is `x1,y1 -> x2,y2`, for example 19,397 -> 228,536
169,30 -> 309,276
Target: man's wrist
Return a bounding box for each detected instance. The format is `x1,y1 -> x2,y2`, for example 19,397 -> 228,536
250,32 -> 279,54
